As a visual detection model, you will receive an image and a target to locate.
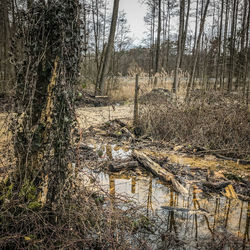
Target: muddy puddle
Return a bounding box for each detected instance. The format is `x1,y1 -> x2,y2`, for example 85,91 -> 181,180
82,143 -> 250,244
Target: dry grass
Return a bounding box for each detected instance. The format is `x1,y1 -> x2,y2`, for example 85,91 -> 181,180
138,91 -> 250,159
109,76 -> 187,102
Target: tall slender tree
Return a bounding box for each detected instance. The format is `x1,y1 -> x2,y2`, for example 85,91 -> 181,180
97,0 -> 120,95
172,0 -> 185,94
155,0 -> 162,74
186,0 -> 211,99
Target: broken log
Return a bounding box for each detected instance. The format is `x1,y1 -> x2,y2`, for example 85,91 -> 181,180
109,161 -> 139,172
132,150 -> 188,195
202,181 -> 231,191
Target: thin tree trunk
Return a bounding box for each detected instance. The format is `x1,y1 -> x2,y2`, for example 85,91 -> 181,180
243,1 -> 249,102
166,0 -> 171,70
228,0 -> 238,92
173,0 -> 185,94
215,0 -> 224,90
186,0 -> 210,100
155,0 -> 162,74
151,1 -> 156,76
180,0 -> 191,68
193,0 -> 199,54
98,0 -> 120,95
222,0 -> 229,91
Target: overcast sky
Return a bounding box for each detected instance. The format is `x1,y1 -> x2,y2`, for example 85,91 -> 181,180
117,0 -> 148,44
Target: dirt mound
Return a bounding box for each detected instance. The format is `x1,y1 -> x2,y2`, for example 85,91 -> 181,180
140,88 -> 173,104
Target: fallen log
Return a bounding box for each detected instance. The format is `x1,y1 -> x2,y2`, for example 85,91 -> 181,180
132,150 -> 188,195
109,161 -> 139,172
202,181 -> 231,191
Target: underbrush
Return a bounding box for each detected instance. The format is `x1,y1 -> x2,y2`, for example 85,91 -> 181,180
0,182 -> 245,250
0,178 -> 154,249
138,91 -> 250,159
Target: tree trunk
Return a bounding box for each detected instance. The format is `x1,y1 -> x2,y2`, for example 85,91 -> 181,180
228,0 -> 238,92
186,0 -> 210,100
0,0 -> 11,94
180,0 -> 191,68
155,0 -> 162,74
14,0 -> 81,208
215,0 -> 224,90
173,0 -> 185,94
222,0 -> 229,91
243,1 -> 249,103
97,0 -> 120,95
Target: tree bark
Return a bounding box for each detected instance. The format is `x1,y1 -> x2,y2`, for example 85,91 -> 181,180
14,0 -> 81,208
173,0 -> 185,94
180,0 -> 191,68
215,0 -> 224,89
186,0 -> 210,100
222,0 -> 229,91
155,0 -> 162,74
228,0 -> 238,92
98,0 -> 120,95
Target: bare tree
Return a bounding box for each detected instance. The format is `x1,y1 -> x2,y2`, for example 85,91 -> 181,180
186,0 -> 211,99
155,0 -> 162,74
0,0 -> 11,93
228,0 -> 238,92
97,0 -> 120,95
172,0 -> 185,94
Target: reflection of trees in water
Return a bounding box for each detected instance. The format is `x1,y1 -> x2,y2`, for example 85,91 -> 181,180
224,198 -> 231,228
213,197 -> 220,231
147,178 -> 153,215
243,201 -> 249,249
131,177 -> 136,194
167,188 -> 177,234
106,173 -> 248,246
238,200 -> 244,237
109,174 -> 115,196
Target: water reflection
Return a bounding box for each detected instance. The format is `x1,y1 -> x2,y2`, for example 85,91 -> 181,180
243,201 -> 250,249
83,170 -> 249,243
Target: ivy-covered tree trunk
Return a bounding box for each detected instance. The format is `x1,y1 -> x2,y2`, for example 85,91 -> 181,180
13,0 -> 80,208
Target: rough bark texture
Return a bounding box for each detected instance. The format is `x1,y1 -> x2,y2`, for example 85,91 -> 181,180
0,0 -> 11,93
13,0 -> 81,208
173,0 -> 185,94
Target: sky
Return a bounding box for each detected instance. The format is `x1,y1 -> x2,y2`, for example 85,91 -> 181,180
118,0 -> 148,44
